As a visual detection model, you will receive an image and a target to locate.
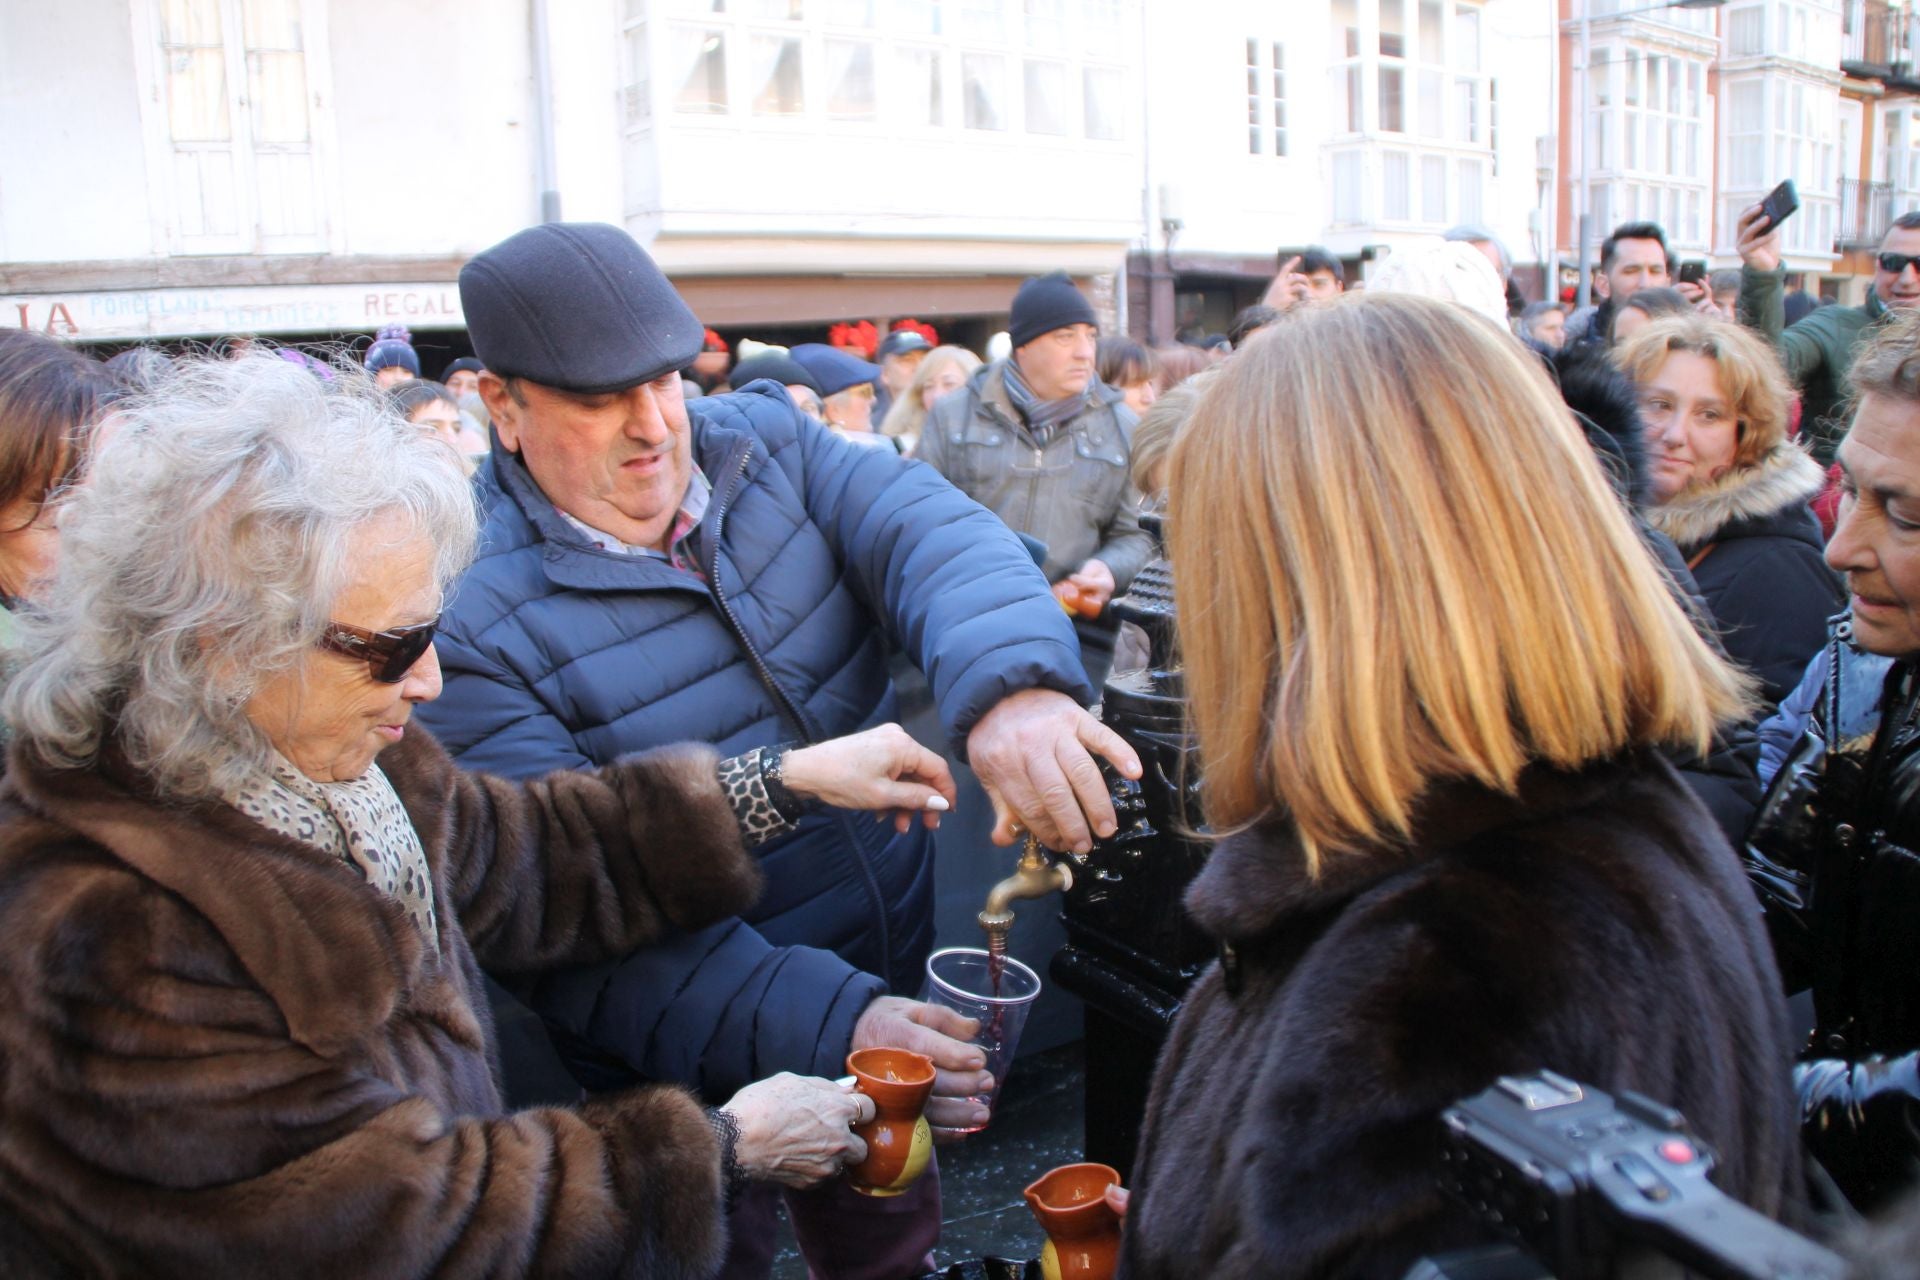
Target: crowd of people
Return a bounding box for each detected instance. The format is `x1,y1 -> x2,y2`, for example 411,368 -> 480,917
0,197 -> 1918,1280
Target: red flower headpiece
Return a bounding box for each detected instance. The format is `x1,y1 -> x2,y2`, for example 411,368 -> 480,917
891,318 -> 939,346
828,320 -> 880,359
702,327 -> 728,353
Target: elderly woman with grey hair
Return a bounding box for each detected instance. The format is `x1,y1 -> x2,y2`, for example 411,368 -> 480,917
0,353 -> 958,1278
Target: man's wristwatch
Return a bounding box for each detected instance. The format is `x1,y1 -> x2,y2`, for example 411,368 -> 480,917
758,742 -> 814,824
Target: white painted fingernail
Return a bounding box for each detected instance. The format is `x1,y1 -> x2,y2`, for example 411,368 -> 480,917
925,796 -> 950,811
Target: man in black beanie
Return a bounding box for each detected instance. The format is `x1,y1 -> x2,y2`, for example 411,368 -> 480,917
440,356 -> 485,400
419,224 -> 1142,1280
918,271 -> 1152,684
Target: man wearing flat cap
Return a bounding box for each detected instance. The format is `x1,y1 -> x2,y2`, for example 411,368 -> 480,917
873,328 -> 932,422
419,223 -> 1138,1280
791,342 -> 890,447
729,350 -> 826,422
919,271 -> 1153,684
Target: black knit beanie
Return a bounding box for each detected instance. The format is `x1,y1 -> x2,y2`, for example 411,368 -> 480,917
1009,272 -> 1097,348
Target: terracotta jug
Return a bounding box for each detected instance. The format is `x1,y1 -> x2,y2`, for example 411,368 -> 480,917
1023,1162 -> 1122,1280
845,1047 -> 935,1197
1052,581 -> 1103,619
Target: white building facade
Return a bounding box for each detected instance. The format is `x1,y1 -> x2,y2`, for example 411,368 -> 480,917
1717,0 -> 1844,274
3,0 -> 1157,349
5,0 -> 1566,351
1568,0 -> 1719,266
617,0 -> 1148,336
2,0 -> 567,346
1554,0 -> 1920,305
1132,0 -> 1555,338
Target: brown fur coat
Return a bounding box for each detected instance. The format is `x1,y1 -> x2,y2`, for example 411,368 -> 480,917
1119,752 -> 1800,1280
0,727 -> 762,1279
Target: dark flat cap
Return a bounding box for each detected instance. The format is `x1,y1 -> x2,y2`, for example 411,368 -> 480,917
730,353 -> 823,398
459,223 -> 702,395
790,343 -> 881,397
877,330 -> 932,360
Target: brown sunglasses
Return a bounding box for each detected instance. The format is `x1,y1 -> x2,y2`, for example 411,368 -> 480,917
317,618 -> 439,683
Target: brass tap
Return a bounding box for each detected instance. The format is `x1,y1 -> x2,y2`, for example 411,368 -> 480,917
978,834 -> 1074,937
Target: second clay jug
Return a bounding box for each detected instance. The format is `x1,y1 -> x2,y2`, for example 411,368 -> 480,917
845,1047 -> 935,1197
1023,1162 -> 1122,1280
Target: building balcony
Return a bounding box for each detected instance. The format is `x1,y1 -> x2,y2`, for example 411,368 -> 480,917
1838,177 -> 1894,248
1842,0 -> 1910,79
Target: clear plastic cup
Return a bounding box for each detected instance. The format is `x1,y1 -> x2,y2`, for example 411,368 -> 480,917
921,947 -> 1042,1134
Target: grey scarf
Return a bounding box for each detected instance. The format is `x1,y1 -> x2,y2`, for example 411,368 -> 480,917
1001,359 -> 1093,447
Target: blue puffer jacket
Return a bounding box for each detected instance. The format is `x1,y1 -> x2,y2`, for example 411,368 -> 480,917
418,384 -> 1091,1100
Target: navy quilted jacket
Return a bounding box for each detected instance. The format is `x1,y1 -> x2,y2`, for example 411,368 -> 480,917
418,383 -> 1091,1100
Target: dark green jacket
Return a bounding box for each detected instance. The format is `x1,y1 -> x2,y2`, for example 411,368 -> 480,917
1738,264 -> 1891,464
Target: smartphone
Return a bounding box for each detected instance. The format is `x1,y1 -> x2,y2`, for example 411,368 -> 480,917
1677,260 -> 1708,287
1759,179 -> 1800,232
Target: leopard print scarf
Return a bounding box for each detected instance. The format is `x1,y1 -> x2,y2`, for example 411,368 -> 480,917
222,752 -> 440,953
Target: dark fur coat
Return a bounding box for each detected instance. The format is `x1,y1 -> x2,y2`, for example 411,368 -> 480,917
1547,337 -> 1655,509
0,728 -> 762,1279
1118,752 -> 1801,1280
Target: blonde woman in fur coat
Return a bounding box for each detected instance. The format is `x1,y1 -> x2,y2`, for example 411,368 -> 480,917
0,354 -> 960,1279
1619,314 -> 1844,708
1117,296 -> 1798,1280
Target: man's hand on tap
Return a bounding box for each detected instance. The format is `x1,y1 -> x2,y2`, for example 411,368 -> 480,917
966,688 -> 1142,855
852,996 -> 992,1134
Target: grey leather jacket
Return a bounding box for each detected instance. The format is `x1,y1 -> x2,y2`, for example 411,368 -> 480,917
917,361 -> 1152,592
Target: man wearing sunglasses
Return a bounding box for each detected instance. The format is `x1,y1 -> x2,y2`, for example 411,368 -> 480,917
1737,203 -> 1920,465
420,223 -> 1140,1280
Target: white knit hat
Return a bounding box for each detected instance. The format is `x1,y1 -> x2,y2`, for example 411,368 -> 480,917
1364,241 -> 1509,329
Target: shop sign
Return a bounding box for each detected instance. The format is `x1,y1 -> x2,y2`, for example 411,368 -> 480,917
2,283 -> 465,341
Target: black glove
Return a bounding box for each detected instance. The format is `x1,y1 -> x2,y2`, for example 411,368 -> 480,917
1796,1051 -> 1920,1212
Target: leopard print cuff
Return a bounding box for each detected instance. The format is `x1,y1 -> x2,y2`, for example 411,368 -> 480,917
717,751 -> 797,850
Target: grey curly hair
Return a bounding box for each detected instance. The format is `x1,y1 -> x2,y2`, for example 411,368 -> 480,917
4,351 -> 479,799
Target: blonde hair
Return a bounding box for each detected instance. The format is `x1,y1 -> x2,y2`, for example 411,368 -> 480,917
880,345 -> 981,442
1130,367 -> 1217,498
1169,294 -> 1750,871
1614,313 -> 1794,471
1151,344 -> 1210,393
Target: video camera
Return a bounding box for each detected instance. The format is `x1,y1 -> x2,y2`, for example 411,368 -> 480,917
1418,1072 -> 1845,1280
